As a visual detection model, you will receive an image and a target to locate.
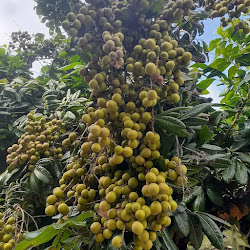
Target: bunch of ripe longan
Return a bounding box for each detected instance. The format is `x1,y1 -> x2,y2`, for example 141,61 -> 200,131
0,213 -> 24,250
44,87 -> 189,248
60,0 -> 195,106
6,113 -> 65,173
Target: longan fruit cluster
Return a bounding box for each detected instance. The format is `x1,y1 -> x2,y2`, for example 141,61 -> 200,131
205,0 -> 249,31
6,113 -> 65,172
0,213 -> 24,250
43,0 -> 194,249
61,0 -> 194,105
166,157 -> 188,186
8,31 -> 57,59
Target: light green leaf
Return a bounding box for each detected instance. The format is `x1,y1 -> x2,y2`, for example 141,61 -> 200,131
209,38 -> 222,51
196,79 -> 215,90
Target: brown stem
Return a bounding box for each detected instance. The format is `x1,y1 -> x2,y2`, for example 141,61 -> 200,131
219,89 -> 250,146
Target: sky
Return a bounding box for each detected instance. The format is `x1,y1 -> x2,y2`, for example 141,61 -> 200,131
0,0 -> 223,103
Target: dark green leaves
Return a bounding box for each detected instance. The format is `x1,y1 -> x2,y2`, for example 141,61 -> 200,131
34,165 -> 52,184
161,229 -> 178,250
188,214 -> 203,250
206,187 -> 223,207
193,188 -> 205,211
197,213 -> 224,250
222,160 -> 236,183
174,210 -> 189,237
15,211 -> 94,250
235,161 -> 248,185
180,103 -> 212,120
156,116 -> 189,137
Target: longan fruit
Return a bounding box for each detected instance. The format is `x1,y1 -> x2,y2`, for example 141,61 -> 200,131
145,62 -> 157,76
58,203 -> 69,216
132,221 -> 144,235
112,236 -> 122,248
106,191 -> 117,203
45,205 -> 56,216
91,222 -> 102,234
145,39 -> 156,50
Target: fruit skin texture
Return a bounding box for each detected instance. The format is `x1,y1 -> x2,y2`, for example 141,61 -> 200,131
58,203 -> 69,216
91,222 -> 102,234
112,236 -> 122,248
132,221 -> 144,235
145,63 -> 156,76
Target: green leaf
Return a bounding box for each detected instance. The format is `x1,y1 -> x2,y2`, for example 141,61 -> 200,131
201,144 -> 223,151
219,87 -> 230,97
29,172 -> 40,193
222,161 -> 236,183
188,213 -> 203,250
174,211 -> 189,237
209,38 -> 222,51
196,79 -> 215,90
199,125 -> 213,145
161,229 -> 178,250
197,212 -> 231,227
71,211 -> 95,222
180,103 -> 212,120
206,187 -> 223,206
228,66 -> 237,79
207,58 -> 230,72
157,107 -> 190,117
212,158 -> 231,168
16,225 -> 61,249
59,62 -> 82,71
193,188 -> 205,211
197,213 -> 224,250
183,117 -> 208,126
187,178 -> 199,187
235,152 -> 250,164
34,166 -> 52,184
156,116 -> 189,137
235,161 -> 248,185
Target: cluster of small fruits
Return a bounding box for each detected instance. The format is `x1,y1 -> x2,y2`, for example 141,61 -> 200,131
42,0 -> 193,249
8,31 -> 57,59
0,213 -> 24,250
6,113 -> 65,173
205,0 -> 250,32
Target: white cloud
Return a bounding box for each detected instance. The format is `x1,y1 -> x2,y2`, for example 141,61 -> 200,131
0,0 -> 49,45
